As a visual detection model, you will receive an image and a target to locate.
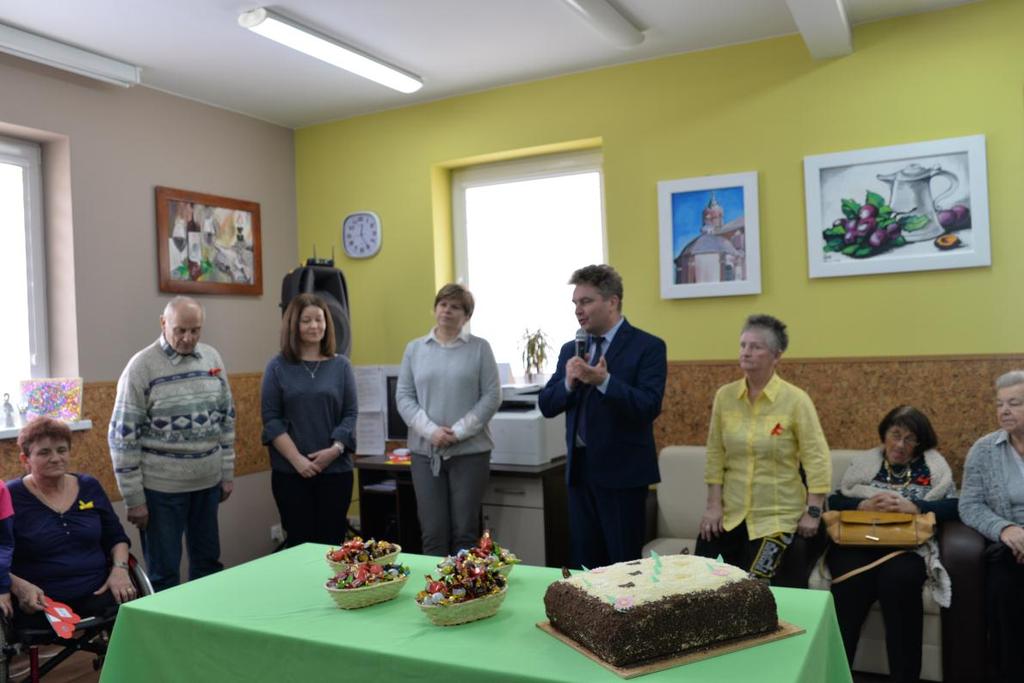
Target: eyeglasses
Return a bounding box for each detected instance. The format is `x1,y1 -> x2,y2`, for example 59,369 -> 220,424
885,429 -> 918,447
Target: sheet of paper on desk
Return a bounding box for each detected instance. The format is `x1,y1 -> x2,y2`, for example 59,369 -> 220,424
356,411 -> 386,455
354,366 -> 384,412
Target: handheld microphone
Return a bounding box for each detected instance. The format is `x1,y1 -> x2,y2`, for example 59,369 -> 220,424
575,329 -> 588,359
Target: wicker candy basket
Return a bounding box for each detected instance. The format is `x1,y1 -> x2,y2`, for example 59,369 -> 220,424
418,586 -> 508,626
324,574 -> 408,609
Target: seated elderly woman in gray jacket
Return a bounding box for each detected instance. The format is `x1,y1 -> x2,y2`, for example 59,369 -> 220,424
396,283 -> 501,556
959,370 -> 1024,683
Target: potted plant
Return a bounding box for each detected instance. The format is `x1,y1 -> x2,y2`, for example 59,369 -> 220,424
520,328 -> 550,382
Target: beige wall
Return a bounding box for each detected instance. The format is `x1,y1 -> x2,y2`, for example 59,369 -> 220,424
0,53 -> 296,568
0,53 -> 296,380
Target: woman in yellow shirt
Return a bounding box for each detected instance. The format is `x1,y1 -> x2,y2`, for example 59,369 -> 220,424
695,314 -> 831,586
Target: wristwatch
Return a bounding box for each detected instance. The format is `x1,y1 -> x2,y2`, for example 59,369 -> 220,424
806,505 -> 822,519
333,441 -> 345,455
112,560 -> 130,570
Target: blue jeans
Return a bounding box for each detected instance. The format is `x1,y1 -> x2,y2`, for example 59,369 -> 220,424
142,484 -> 223,592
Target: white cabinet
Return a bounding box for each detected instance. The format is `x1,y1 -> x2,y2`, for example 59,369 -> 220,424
482,476 -> 547,566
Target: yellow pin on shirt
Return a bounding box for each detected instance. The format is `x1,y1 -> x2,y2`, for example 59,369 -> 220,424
78,500 -> 94,511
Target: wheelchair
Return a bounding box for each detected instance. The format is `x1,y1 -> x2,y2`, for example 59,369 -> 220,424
0,554 -> 153,682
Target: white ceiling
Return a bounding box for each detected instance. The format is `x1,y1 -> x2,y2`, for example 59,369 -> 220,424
0,0 -> 977,129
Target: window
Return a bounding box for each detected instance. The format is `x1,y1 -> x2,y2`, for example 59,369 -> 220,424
452,151 -> 605,379
0,135 -> 48,399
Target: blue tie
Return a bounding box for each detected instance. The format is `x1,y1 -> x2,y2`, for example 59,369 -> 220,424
576,336 -> 605,446
590,336 -> 605,367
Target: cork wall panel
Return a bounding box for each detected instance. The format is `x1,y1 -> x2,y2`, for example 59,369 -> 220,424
3,359 -> 1020,494
229,373 -> 266,476
655,355 -> 1024,484
0,373 -> 268,500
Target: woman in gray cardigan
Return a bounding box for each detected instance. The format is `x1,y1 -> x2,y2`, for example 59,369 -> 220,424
959,370 -> 1024,683
396,284 -> 501,555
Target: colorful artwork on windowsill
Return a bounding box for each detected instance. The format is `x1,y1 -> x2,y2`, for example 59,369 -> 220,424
20,377 -> 83,421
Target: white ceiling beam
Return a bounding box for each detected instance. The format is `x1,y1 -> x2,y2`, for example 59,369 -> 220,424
785,0 -> 853,59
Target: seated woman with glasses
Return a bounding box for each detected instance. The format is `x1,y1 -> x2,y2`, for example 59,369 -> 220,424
826,405 -> 958,683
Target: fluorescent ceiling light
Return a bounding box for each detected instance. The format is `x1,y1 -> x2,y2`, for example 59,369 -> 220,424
559,0 -> 644,48
0,22 -> 140,87
238,8 -> 422,94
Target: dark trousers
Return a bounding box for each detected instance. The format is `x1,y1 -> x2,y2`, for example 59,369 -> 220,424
694,521 -> 820,588
13,590 -> 119,632
141,484 -> 223,592
567,447 -> 648,569
410,452 -> 490,556
827,547 -> 925,683
986,544 -> 1024,683
271,470 -> 354,547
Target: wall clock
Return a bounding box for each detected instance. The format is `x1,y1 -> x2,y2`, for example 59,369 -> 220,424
342,211 -> 382,258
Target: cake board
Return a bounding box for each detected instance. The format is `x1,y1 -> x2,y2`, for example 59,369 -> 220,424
535,620 -> 805,679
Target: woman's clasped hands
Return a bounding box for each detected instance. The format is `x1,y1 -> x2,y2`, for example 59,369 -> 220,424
857,491 -> 920,514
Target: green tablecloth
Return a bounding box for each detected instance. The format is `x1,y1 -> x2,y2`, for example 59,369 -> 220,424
101,546 -> 851,682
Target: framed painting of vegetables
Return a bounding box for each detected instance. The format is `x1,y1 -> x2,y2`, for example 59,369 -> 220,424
803,134 -> 990,279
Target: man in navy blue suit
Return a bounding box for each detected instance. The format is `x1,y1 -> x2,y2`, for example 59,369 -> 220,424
539,265 -> 667,569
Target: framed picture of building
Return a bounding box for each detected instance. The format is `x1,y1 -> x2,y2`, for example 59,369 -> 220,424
156,186 -> 263,295
657,171 -> 761,299
803,134 -> 990,278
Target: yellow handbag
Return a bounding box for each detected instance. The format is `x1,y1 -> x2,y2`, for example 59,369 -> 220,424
822,510 -> 935,548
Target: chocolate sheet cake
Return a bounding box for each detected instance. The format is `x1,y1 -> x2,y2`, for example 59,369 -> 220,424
543,554 -> 778,667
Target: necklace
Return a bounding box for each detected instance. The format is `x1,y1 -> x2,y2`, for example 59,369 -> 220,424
28,476 -> 73,514
884,460 -> 912,488
302,360 -> 322,379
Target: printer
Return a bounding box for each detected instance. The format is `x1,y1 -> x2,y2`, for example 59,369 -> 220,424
489,384 -> 565,466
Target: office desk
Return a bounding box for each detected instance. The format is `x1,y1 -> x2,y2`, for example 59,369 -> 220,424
101,546 -> 851,683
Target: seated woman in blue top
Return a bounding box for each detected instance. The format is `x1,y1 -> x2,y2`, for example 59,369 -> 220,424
9,417 -> 135,629
261,293 -> 358,547
827,405 -> 958,683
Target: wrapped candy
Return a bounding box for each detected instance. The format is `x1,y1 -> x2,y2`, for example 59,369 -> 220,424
466,531 -> 520,571
415,552 -> 507,607
326,562 -> 409,590
327,536 -> 398,564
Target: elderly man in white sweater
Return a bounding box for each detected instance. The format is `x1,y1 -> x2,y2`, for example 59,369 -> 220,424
108,297 -> 235,591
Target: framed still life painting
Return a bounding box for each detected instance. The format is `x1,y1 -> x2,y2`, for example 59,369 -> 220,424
803,134 -> 990,279
156,186 -> 263,295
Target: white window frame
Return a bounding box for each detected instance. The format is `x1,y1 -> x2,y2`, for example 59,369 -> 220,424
451,149 -> 607,288
0,134 -> 49,378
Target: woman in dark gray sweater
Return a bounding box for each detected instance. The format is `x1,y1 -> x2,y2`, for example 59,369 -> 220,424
261,294 -> 358,547
396,284 -> 501,555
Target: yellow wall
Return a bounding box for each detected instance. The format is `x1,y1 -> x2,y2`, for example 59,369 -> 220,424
296,0 -> 1022,364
